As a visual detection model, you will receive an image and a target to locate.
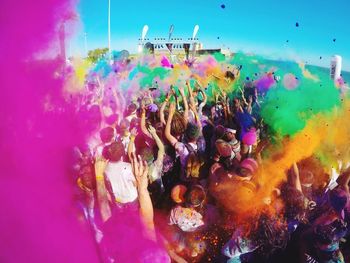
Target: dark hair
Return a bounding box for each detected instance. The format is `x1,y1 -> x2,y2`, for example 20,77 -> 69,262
171,111 -> 186,137
225,70 -> 235,81
185,123 -> 200,142
329,188 -> 348,213
185,184 -> 206,207
102,141 -> 125,162
99,127 -> 115,143
127,103 -> 137,114
280,184 -> 306,220
250,214 -> 289,259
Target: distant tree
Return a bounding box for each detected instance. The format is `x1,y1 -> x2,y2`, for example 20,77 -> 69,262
87,48 -> 109,63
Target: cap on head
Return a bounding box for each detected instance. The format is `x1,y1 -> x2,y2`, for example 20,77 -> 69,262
225,128 -> 236,135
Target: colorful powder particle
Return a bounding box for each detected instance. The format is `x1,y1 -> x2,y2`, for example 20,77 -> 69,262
221,4 -> 226,9
333,38 -> 336,42
283,73 -> 299,90
295,22 -> 299,27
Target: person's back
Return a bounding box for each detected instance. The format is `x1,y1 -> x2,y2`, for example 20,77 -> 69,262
102,141 -> 138,205
104,161 -> 137,204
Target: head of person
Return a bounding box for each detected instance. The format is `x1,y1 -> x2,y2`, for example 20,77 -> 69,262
238,158 -> 258,178
126,102 -> 137,115
140,147 -> 154,166
155,122 -> 164,139
233,98 -> 241,109
102,141 -> 125,162
99,126 -> 115,144
223,128 -> 236,141
171,184 -> 188,204
185,184 -> 206,208
171,111 -> 186,137
214,125 -> 226,139
300,171 -> 314,188
118,119 -> 130,136
185,123 -> 200,142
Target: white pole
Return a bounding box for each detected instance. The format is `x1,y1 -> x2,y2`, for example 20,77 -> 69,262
108,0 -> 111,60
84,32 -> 88,58
330,55 -> 342,82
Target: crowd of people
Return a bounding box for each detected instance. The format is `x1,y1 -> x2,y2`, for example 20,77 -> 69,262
71,55 -> 350,263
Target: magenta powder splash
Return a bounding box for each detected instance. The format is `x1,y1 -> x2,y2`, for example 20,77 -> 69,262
255,73 -> 275,92
0,0 -> 100,262
161,56 -> 172,68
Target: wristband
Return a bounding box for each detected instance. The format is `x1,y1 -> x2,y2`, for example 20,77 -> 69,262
96,175 -> 104,181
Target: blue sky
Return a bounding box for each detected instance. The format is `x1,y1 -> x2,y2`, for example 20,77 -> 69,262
70,0 -> 350,70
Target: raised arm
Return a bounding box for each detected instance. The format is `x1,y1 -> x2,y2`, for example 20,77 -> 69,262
140,100 -> 153,139
196,81 -> 207,109
178,85 -> 189,125
94,157 -> 111,222
130,153 -> 156,241
148,125 -> 165,164
160,90 -> 172,126
246,95 -> 253,114
187,80 -> 197,111
165,102 -> 179,147
127,127 -> 138,161
189,99 -> 202,131
289,162 -> 302,193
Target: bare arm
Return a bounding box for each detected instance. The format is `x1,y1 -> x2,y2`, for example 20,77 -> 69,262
198,83 -> 207,109
178,85 -> 189,125
164,102 -> 179,147
290,162 -> 302,192
127,128 -> 138,161
246,95 -> 253,114
160,90 -> 173,126
130,153 -> 156,241
94,157 -> 111,222
148,125 -> 165,164
140,100 -> 153,139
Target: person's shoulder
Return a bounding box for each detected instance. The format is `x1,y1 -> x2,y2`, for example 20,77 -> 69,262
174,141 -> 185,150
106,161 -> 131,172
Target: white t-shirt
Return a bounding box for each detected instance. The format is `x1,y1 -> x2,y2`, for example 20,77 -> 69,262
104,161 -> 138,204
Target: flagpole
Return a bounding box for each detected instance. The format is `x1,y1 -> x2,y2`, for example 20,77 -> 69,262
108,0 -> 111,60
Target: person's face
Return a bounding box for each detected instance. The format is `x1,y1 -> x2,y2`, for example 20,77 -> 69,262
239,167 -> 252,177
233,99 -> 240,108
226,132 -> 236,141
